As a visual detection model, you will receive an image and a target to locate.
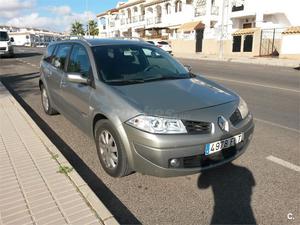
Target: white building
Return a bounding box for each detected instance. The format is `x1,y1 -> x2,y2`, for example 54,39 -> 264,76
0,25 -> 65,46
97,0 -> 300,58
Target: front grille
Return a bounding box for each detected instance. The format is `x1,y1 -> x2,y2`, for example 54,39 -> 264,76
0,47 -> 6,51
230,108 -> 243,126
183,146 -> 238,168
182,120 -> 211,134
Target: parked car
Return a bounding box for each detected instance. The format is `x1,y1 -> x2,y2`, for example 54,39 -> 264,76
39,39 -> 254,177
146,40 -> 172,54
0,30 -> 14,57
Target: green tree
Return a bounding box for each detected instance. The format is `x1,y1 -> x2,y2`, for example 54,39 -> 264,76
71,21 -> 85,36
87,20 -> 99,36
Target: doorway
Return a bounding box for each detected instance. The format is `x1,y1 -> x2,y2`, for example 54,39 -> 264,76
196,29 -> 204,52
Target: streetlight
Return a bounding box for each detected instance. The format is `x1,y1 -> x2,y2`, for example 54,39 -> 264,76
85,0 -> 90,36
219,0 -> 228,59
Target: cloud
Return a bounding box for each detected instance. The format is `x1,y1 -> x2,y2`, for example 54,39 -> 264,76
48,5 -> 72,15
6,11 -> 96,32
0,0 -> 35,18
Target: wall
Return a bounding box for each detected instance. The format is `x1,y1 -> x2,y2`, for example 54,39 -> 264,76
171,39 -> 195,53
280,34 -> 300,59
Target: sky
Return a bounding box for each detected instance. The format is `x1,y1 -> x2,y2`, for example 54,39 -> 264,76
0,0 -> 120,32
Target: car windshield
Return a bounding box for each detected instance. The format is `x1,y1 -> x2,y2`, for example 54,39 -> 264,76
0,32 -> 9,41
92,44 -> 190,85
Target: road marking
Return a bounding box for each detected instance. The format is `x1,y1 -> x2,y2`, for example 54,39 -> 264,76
266,155 -> 300,172
254,118 -> 300,133
206,75 -> 300,93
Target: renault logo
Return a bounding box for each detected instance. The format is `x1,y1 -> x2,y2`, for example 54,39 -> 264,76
218,116 -> 229,132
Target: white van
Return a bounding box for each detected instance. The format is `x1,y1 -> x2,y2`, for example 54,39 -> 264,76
0,30 -> 14,57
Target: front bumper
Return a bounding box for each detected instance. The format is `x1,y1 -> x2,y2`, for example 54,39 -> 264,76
124,114 -> 254,177
0,46 -> 13,56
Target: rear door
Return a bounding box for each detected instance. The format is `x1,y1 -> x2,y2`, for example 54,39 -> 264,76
60,43 -> 94,133
47,43 -> 72,110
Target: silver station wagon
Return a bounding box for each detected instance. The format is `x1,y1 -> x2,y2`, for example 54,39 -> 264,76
39,38 -> 254,177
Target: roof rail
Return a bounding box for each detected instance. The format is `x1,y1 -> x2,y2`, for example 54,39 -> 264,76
110,36 -> 146,42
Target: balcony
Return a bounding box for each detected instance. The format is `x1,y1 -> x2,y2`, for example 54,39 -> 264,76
211,6 -> 219,15
121,18 -> 125,25
155,17 -> 162,24
139,15 -> 145,22
195,7 -> 206,17
109,22 -> 115,27
146,18 -> 154,25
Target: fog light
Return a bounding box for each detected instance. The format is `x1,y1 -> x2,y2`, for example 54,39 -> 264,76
170,158 -> 180,168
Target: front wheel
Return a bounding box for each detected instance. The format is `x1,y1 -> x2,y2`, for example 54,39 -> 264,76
95,120 -> 130,177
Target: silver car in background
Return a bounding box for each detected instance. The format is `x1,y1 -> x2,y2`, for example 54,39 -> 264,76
39,39 -> 254,177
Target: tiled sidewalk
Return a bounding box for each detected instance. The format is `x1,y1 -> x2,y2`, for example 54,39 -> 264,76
0,83 -> 117,225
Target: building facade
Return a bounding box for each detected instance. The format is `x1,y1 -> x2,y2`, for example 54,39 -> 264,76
0,25 -> 65,46
97,0 -> 300,58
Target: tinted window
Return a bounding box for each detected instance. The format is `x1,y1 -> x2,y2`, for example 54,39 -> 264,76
67,44 -> 91,78
92,45 -> 188,84
0,32 -> 9,41
51,44 -> 71,70
158,41 -> 168,45
44,45 -> 56,62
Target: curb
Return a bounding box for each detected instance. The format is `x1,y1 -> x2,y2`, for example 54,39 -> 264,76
1,82 -> 119,225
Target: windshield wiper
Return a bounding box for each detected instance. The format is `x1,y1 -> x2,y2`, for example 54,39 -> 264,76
106,79 -> 145,85
143,75 -> 190,82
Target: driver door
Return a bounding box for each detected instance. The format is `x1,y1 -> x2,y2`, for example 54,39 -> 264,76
60,44 -> 94,134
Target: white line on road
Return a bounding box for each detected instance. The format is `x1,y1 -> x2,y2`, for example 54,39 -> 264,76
206,75 -> 300,93
266,155 -> 300,172
254,118 -> 300,133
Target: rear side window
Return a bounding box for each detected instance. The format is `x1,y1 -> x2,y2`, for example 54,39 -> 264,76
44,45 -> 56,62
67,44 -> 91,78
51,44 -> 71,70
158,41 -> 168,45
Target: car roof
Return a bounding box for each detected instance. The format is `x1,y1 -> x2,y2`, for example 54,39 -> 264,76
49,38 -> 151,47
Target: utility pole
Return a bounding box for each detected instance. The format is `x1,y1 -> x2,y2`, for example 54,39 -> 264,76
85,0 -> 90,37
219,0 -> 227,59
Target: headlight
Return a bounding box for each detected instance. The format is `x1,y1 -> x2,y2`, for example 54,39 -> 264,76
238,97 -> 249,119
7,41 -> 11,46
126,115 -> 187,134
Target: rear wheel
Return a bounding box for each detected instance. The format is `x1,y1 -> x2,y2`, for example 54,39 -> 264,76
41,84 -> 57,115
95,119 -> 130,177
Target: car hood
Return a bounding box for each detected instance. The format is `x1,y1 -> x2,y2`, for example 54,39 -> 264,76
112,77 -> 238,116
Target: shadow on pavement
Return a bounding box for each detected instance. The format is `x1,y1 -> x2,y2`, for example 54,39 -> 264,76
198,162 -> 256,225
13,52 -> 43,58
2,81 -> 142,225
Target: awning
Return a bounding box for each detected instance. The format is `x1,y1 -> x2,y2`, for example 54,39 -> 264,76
282,26 -> 300,34
232,28 -> 259,36
178,21 -> 205,32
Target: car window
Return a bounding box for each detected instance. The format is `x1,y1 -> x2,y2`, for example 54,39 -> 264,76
67,44 -> 91,78
158,41 -> 169,45
44,45 -> 56,63
51,44 -> 71,70
92,45 -> 187,83
0,32 -> 9,41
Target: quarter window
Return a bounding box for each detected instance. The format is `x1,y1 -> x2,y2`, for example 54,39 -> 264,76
51,44 -> 71,70
67,45 -> 91,78
44,45 -> 56,63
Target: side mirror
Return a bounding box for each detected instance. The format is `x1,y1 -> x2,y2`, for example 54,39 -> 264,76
184,65 -> 192,72
67,73 -> 89,84
10,37 -> 14,42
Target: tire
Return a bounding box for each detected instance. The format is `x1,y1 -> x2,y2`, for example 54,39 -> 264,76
40,84 -> 57,115
95,119 -> 130,177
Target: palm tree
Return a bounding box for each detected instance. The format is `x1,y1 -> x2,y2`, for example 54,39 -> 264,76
88,20 -> 99,36
71,21 -> 85,36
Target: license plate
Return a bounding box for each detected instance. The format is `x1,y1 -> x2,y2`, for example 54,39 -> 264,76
205,133 -> 244,155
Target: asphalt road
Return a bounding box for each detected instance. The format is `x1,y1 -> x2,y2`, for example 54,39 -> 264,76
1,47 -> 299,225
